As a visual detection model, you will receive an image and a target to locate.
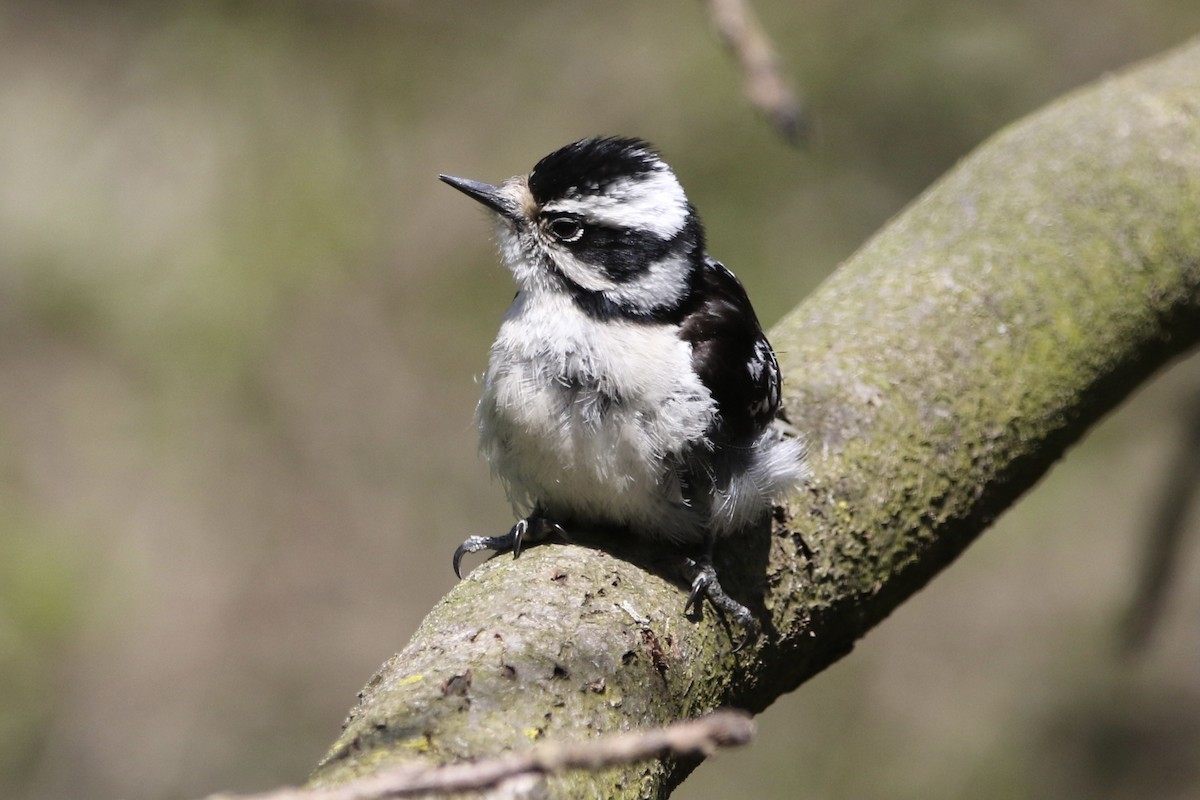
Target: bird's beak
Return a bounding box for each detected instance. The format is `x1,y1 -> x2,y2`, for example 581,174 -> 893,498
439,174 -> 520,220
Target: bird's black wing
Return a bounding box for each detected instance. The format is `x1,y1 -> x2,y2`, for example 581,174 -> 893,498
678,256 -> 781,445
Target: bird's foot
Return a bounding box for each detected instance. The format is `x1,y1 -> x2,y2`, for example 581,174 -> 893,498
452,511 -> 564,578
684,558 -> 759,652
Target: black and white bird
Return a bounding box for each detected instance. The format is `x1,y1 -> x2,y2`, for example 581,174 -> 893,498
440,136 -> 806,636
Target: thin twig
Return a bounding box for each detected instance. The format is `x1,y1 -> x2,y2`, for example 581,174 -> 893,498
707,0 -> 807,145
205,710 -> 754,800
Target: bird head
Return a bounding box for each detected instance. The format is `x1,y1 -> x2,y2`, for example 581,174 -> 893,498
440,137 -> 705,318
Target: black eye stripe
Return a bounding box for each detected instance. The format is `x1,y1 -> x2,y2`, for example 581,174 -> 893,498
575,228 -> 662,278
573,214 -> 702,281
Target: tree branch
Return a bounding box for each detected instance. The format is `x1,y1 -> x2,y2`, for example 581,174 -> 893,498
706,0 -> 808,145
306,37 -> 1200,799
208,711 -> 751,800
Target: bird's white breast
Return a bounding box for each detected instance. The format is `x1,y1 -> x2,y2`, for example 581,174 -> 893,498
476,289 -> 715,536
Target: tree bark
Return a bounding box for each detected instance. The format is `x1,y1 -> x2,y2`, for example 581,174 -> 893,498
306,37 -> 1200,799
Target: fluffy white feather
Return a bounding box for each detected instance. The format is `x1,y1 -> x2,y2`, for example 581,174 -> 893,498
477,286 -> 806,544
478,288 -> 715,542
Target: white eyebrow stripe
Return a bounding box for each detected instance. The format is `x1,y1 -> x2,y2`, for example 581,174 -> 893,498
542,170 -> 689,239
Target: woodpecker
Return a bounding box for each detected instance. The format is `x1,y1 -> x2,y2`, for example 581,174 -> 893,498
441,136 -> 806,639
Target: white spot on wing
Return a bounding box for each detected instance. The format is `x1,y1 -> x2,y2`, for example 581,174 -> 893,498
747,339 -> 780,418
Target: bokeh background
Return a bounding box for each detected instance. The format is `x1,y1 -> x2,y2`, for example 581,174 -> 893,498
2,2 -> 1199,798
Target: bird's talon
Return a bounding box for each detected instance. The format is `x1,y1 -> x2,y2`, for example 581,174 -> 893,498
451,511 -> 558,578
511,519 -> 529,558
684,568 -> 711,616
684,558 -> 757,650
450,533 -> 516,578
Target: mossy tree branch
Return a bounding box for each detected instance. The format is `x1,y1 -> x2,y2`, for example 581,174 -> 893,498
306,38 -> 1200,799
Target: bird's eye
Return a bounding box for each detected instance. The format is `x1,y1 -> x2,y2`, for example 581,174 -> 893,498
546,216 -> 584,243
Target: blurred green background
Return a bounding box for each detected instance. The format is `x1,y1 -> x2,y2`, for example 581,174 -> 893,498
1,2 -> 1199,798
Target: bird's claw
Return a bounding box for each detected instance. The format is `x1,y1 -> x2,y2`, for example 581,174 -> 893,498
453,534 -> 516,579
510,518 -> 529,558
684,559 -> 759,651
452,512 -> 562,578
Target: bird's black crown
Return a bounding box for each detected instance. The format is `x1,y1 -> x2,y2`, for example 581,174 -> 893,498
528,136 -> 661,205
